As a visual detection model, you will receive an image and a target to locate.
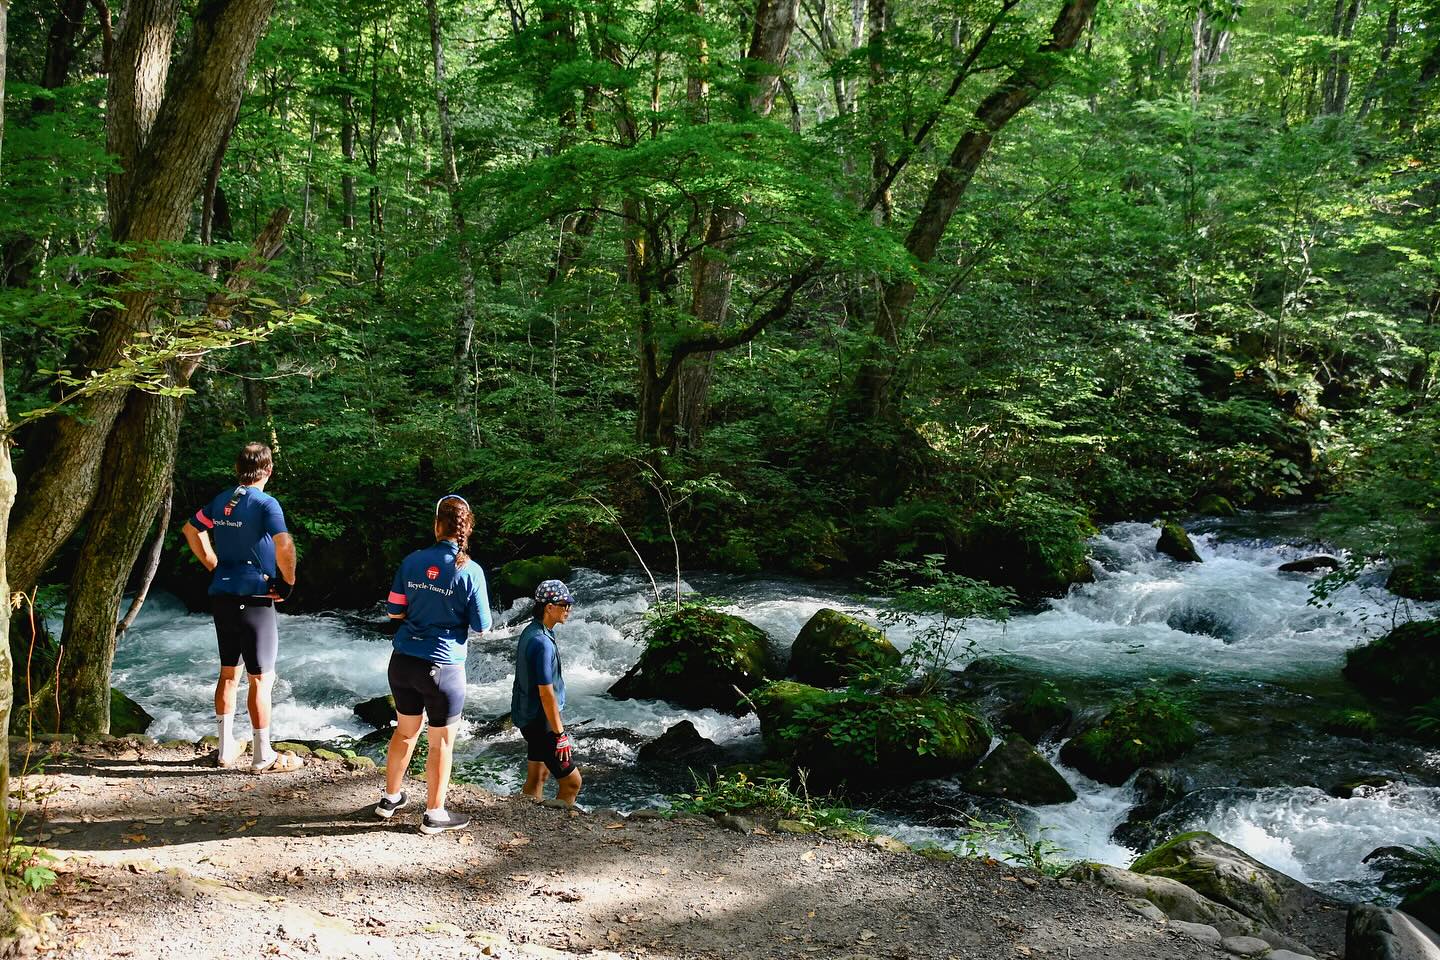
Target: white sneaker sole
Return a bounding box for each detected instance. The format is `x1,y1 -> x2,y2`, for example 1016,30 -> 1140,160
418,820 -> 468,835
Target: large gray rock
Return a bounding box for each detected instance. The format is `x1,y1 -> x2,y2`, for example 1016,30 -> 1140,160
1346,904 -> 1440,960
1130,831 -> 1338,931
1064,863 -> 1314,955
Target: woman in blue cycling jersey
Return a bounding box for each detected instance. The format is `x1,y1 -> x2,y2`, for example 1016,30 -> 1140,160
375,494 -> 491,834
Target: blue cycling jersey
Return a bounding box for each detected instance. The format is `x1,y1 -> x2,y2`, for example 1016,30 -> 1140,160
187,485 -> 287,597
511,618 -> 564,729
386,541 -> 491,665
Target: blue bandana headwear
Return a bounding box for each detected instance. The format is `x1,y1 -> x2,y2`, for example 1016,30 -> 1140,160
535,579 -> 573,606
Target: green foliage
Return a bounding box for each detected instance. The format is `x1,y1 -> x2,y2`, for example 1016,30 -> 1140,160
1320,708 -> 1379,739
1059,689 -> 1199,785
667,772 -> 868,834
3,845 -> 59,894
1366,840 -> 1440,905
1407,699 -> 1440,741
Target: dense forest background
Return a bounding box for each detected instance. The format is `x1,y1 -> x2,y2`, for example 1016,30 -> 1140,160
1,0 -> 1438,706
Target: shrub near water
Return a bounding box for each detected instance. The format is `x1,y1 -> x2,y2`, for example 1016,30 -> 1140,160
1059,690 -> 1198,786
610,601 -> 773,714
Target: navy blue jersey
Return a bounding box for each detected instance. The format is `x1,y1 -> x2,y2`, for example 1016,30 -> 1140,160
510,619 -> 564,729
386,541 -> 491,665
187,485 -> 287,597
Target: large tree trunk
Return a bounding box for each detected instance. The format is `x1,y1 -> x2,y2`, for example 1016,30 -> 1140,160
55,209 -> 290,734
6,0 -> 277,599
425,0 -> 480,416
855,0 -> 1099,420
657,0 -> 801,448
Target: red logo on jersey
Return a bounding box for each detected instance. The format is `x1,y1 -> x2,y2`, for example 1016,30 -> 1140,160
426,566 -> 440,581
223,506 -> 234,516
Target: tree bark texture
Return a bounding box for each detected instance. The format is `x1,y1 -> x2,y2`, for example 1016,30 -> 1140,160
1322,0 -> 1361,114
1356,0 -> 1398,121
857,0 -> 1099,418
0,0 -> 17,856
56,209 -> 289,734
6,0 -> 277,599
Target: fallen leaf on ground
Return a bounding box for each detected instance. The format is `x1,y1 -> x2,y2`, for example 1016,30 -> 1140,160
605,823 -> 625,830
121,834 -> 147,844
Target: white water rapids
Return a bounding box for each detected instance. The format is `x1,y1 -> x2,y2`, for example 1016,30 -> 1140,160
111,514 -> 1440,898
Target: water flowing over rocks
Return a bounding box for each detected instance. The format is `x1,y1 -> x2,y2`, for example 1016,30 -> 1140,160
960,735 -> 1076,806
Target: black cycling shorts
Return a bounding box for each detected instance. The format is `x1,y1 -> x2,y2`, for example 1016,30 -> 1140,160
521,719 -> 577,780
212,596 -> 279,675
388,652 -> 466,728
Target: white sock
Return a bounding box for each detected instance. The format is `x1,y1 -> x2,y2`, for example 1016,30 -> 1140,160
217,714 -> 235,759
254,726 -> 275,764
426,806 -> 447,819
385,791 -> 403,803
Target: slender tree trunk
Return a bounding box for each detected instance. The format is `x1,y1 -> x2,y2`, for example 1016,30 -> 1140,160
1322,0 -> 1361,114
339,43 -> 357,235
366,27 -> 385,299
867,0 -> 892,222
6,0 -> 277,599
0,0 -> 17,859
424,0 -> 480,415
1189,5 -> 1205,104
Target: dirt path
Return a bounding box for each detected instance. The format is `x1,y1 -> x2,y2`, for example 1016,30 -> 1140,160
9,741 -> 1228,960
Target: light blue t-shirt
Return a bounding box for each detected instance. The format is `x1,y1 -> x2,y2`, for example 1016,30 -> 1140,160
386,540 -> 491,665
511,618 -> 564,729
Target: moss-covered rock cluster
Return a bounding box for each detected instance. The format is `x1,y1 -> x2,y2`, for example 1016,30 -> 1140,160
609,604 -> 773,714
1058,690 -> 1197,785
495,555 -> 573,606
1343,619 -> 1440,707
786,608 -> 900,686
754,680 -> 989,786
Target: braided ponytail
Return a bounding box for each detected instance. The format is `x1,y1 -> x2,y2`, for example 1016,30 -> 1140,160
436,497 -> 474,569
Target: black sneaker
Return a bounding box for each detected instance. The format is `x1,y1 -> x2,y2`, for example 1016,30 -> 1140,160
375,792 -> 408,819
419,810 -> 470,835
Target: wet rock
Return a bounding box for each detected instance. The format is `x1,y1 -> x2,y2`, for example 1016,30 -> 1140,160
961,735 -> 1076,806
754,680 -> 988,787
1112,768 -> 1191,849
495,556 -> 573,605
1157,521 -> 1203,563
1195,494 -> 1238,517
1131,831 -> 1339,931
609,605 -> 773,715
353,695 -> 397,729
787,609 -> 900,687
1329,776 -> 1396,798
1279,556 -> 1341,574
1362,848 -> 1440,931
1000,680 -> 1073,743
717,814 -> 756,834
955,493 -> 1096,599
636,720 -> 721,766
1165,606 -> 1237,641
1058,691 -> 1197,786
1265,952 -> 1317,960
1346,903 -> 1440,960
110,689 -> 154,736
272,741 -> 313,756
1343,619 -> 1440,707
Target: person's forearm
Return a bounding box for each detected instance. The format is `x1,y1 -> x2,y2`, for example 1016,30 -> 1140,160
183,526 -> 218,572
274,534 -> 297,583
538,686 -> 563,733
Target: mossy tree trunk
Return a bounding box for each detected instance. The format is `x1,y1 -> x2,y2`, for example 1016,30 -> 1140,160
0,0 -> 16,861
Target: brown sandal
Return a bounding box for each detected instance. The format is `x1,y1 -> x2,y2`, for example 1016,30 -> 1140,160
252,750 -> 303,774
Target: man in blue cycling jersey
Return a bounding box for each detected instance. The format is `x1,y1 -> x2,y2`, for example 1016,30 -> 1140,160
512,580 -> 582,807
182,442 -> 301,773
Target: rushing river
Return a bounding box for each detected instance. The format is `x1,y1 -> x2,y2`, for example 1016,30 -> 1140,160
111,512 -> 1440,900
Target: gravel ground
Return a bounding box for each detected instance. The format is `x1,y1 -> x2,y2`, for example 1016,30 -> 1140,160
8,741 -> 1230,960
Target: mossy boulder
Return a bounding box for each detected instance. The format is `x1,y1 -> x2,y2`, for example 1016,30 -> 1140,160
636,720 -> 722,766
495,556 -> 573,606
353,695 -> 397,729
1000,680 -> 1073,743
608,604 -> 773,714
1278,555 -> 1340,574
1058,691 -> 1198,786
1342,619 -> 1440,707
1320,708 -> 1378,739
1387,565 -> 1440,602
1131,831 -> 1338,931
787,609 -> 900,687
754,680 -> 989,786
109,689 -> 154,736
1195,494 -> 1238,517
961,735 -> 1076,805
956,493 -> 1095,598
1157,521 -> 1203,563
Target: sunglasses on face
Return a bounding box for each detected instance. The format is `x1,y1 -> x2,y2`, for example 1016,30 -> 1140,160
435,493 -> 470,516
